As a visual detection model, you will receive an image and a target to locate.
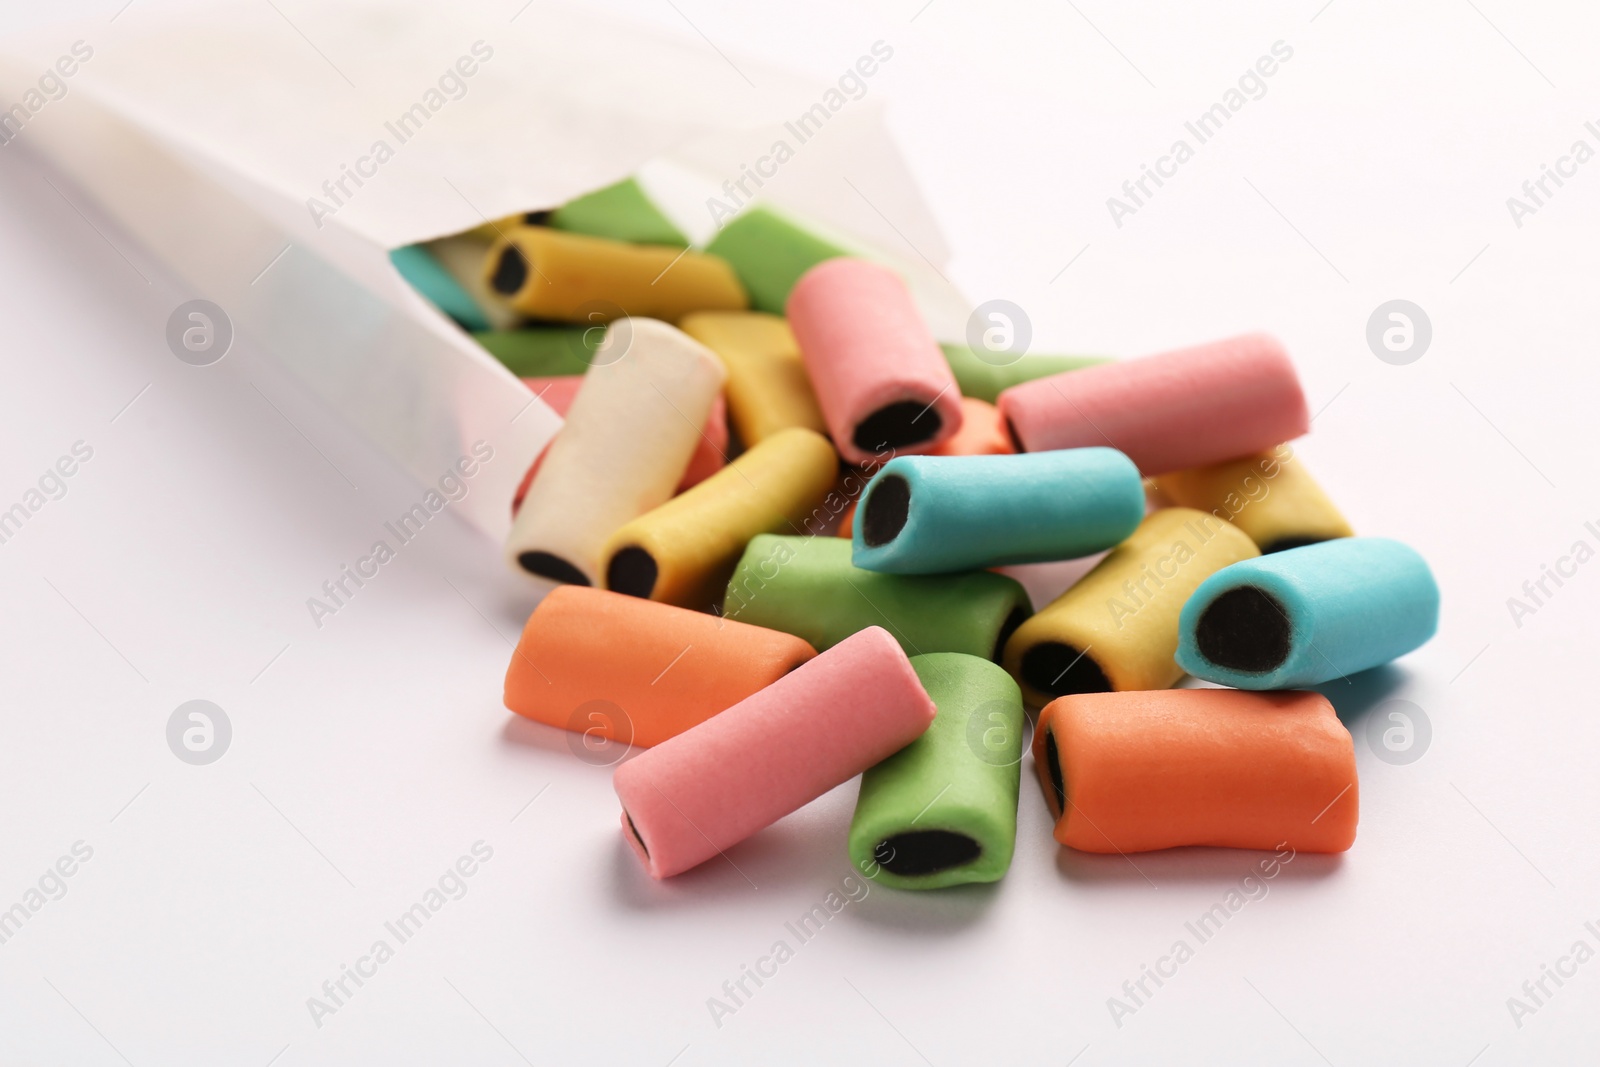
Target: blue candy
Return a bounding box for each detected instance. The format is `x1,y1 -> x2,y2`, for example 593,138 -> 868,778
388,245 -> 491,331
851,448 -> 1145,575
1176,537 -> 1439,688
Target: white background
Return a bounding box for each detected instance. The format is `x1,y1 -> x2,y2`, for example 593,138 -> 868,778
1,1 -> 1597,1064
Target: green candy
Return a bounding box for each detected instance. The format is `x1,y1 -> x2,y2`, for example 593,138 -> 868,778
939,343 -> 1113,404
704,207 -> 850,314
549,177 -> 690,248
472,327 -> 599,378
849,653 -> 1025,889
389,245 -> 490,331
723,534 -> 1031,661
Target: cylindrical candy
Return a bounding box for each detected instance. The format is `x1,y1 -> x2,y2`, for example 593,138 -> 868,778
724,534 -> 1032,661
1177,537 -> 1439,689
505,586 -> 816,748
1033,688 -> 1358,853
999,333 -> 1309,475
930,397 -> 1015,457
389,244 -> 493,332
1154,445 -> 1353,554
830,463 -> 891,540
848,653 -> 1025,889
787,258 -> 963,464
1002,507 -> 1259,704
615,626 -> 937,879
504,319 -> 726,586
474,326 -> 597,378
851,448 -> 1145,575
703,206 -> 850,314
427,234 -> 521,330
485,226 -> 747,322
520,376 -> 585,419
548,177 -> 689,247
509,376 -> 727,515
679,311 -> 827,444
600,428 -> 838,608
940,344 -> 1111,405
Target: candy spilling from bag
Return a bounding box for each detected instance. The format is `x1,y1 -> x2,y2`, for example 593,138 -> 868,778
393,177 -> 1439,886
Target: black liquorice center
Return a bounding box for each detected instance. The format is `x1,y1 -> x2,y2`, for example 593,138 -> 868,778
993,606 -> 1028,663
1005,416 -> 1026,453
1019,642 -> 1112,698
517,551 -> 590,586
873,830 -> 981,877
1044,729 -> 1066,818
1259,535 -> 1328,555
1194,585 -> 1293,674
853,401 -> 942,453
861,475 -> 911,547
490,243 -> 530,294
625,811 -> 649,857
606,546 -> 659,599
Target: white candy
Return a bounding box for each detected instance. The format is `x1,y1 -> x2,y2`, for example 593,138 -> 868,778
504,318 -> 726,586
425,234 -> 521,331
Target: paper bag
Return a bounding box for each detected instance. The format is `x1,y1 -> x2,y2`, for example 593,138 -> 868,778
0,0 -> 962,542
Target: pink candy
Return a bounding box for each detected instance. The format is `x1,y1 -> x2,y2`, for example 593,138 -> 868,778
998,333 -> 1309,475
613,626 -> 936,879
787,259 -> 963,465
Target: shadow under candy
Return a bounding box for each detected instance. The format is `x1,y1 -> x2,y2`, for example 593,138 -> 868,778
1052,841 -> 1344,889
499,707 -> 655,774
1313,662 -> 1409,732
847,873 -> 1001,934
1024,750 -> 1349,891
604,785 -> 866,912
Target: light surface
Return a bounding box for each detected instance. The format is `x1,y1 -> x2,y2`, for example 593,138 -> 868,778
1,1 -> 1596,1064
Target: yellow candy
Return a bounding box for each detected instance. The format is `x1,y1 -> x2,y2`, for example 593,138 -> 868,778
600,427 -> 838,609
464,213 -> 528,242
1154,445 -> 1353,554
483,226 -> 747,323
1003,507 -> 1258,704
679,312 -> 827,445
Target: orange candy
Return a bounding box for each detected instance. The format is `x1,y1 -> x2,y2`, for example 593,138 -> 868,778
1033,688 -> 1357,854
930,397 -> 1015,458
504,586 -> 816,748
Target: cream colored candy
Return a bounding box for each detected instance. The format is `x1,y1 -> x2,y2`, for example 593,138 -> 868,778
504,318 -> 726,586
424,233 -> 521,330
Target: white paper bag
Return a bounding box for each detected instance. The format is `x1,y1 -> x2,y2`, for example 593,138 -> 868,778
0,0 -> 963,542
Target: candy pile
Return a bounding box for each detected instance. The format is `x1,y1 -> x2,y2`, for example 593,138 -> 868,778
393,177 -> 1441,886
